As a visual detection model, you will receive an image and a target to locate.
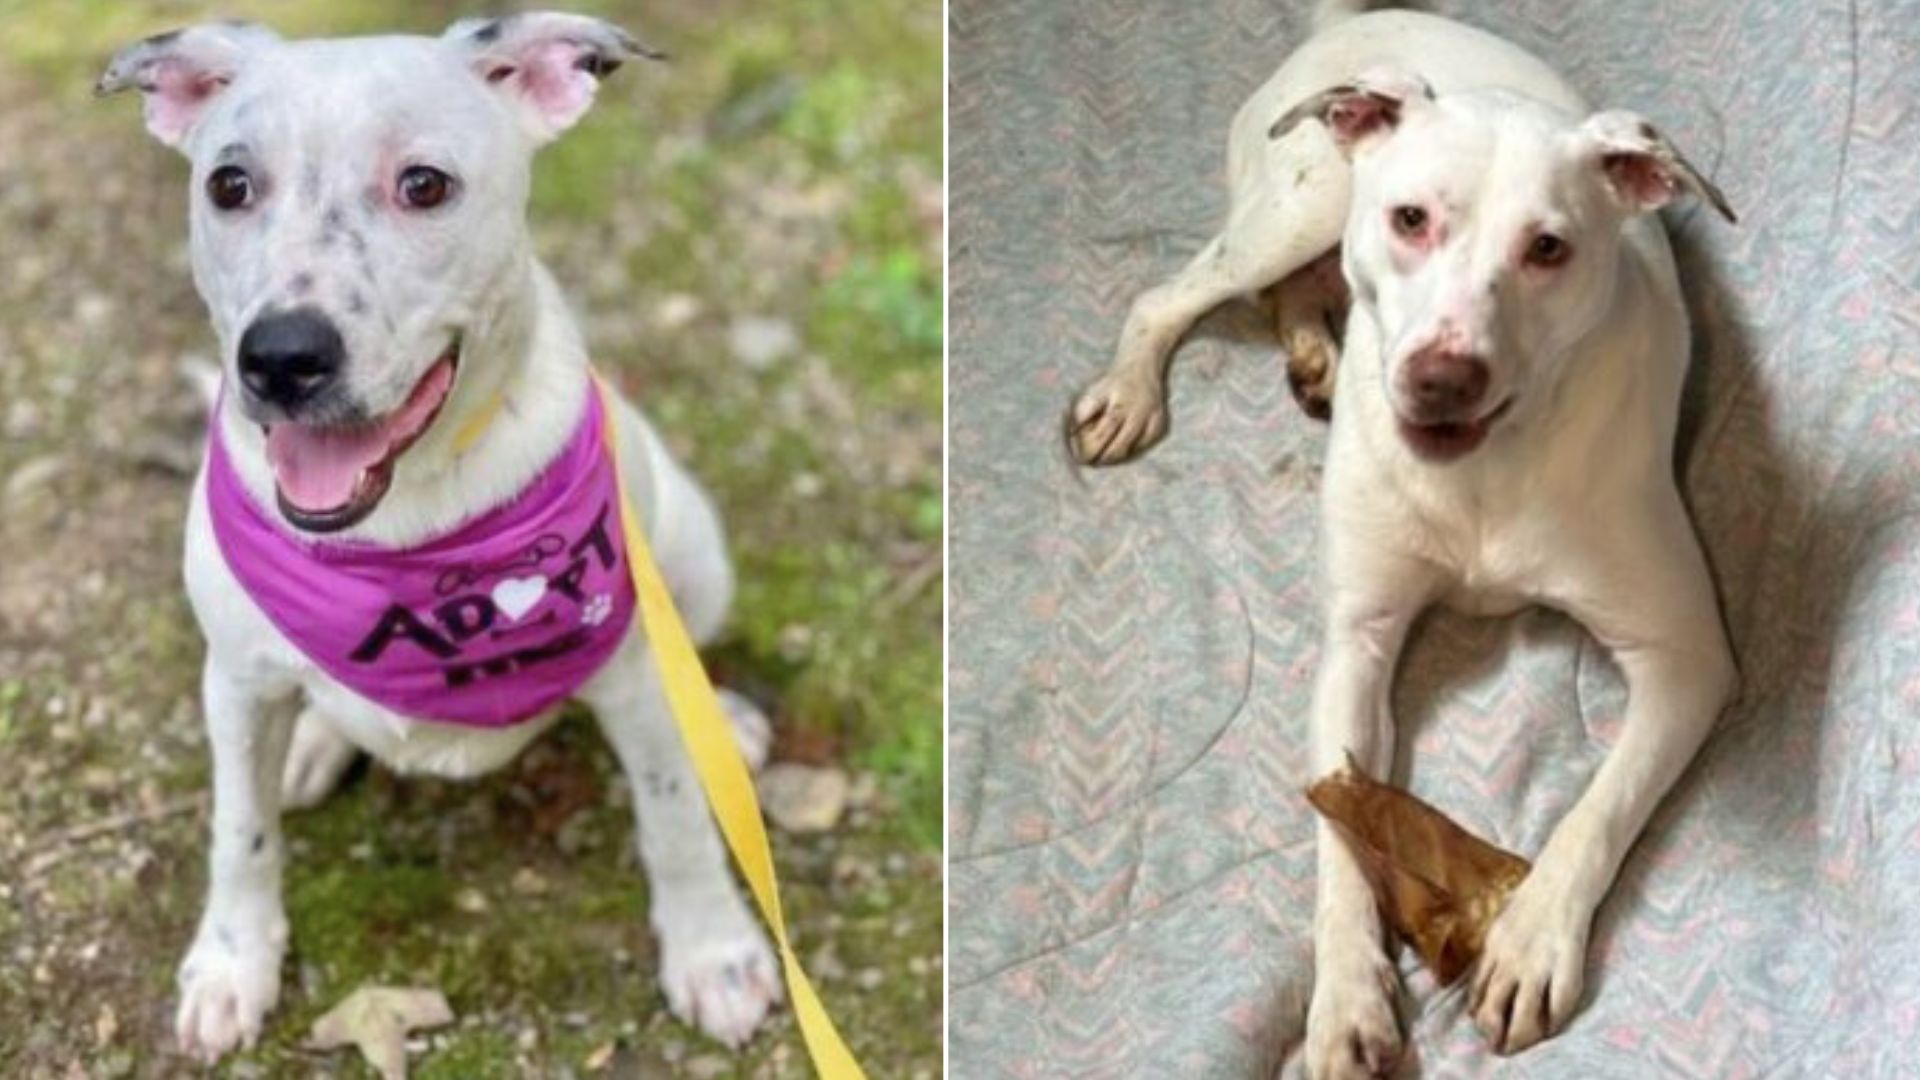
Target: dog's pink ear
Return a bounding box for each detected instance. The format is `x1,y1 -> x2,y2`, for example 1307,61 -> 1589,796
95,22 -> 279,149
1270,68 -> 1433,156
445,13 -> 664,143
1580,111 -> 1737,224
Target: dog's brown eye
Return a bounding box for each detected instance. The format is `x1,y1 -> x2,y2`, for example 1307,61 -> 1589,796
206,165 -> 254,211
1527,233 -> 1571,267
397,166 -> 455,210
1391,205 -> 1428,236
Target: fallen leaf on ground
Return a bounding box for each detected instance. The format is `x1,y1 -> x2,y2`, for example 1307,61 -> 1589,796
307,986 -> 455,1080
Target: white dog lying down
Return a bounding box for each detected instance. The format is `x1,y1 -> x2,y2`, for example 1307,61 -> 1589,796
1068,2 -> 1738,1075
99,13 -> 783,1063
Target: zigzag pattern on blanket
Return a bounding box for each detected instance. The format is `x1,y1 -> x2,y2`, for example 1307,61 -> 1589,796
951,0 -> 1920,1076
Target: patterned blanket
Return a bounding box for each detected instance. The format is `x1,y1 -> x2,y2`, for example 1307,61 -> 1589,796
948,1 -> 1920,1075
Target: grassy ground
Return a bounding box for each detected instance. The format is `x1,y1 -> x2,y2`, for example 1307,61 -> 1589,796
0,1 -> 941,1076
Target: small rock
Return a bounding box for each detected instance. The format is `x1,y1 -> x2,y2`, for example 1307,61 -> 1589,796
776,623 -> 813,662
653,293 -> 702,331
855,967 -> 884,991
554,812 -> 595,855
583,1042 -> 616,1072
93,1003 -> 118,1046
75,292 -> 115,326
685,1054 -> 731,1079
757,764 -> 850,834
4,454 -> 65,504
812,942 -> 847,983
512,867 -> 549,895
728,315 -> 800,371
454,887 -> 489,914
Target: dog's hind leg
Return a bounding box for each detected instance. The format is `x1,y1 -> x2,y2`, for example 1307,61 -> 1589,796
279,704 -> 360,810
1069,127 -> 1348,465
631,445 -> 771,771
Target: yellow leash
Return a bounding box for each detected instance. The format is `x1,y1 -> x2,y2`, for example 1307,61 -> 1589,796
592,375 -> 868,1079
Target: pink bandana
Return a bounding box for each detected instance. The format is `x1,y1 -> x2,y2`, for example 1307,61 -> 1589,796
205,387 -> 636,728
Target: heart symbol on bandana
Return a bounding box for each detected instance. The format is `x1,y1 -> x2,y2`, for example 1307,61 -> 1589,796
491,576 -> 548,622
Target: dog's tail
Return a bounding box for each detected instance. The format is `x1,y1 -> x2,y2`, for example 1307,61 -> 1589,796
1312,0 -> 1418,33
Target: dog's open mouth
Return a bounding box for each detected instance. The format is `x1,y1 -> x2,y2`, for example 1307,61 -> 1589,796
1397,398 -> 1512,462
265,344 -> 458,533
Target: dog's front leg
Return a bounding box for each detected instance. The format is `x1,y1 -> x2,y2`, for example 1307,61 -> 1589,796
1472,509 -> 1736,1054
1304,587 -> 1430,1080
581,638 -> 782,1049
176,657 -> 295,1062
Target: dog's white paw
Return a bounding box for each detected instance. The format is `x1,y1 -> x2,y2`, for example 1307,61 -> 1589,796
1470,876 -> 1589,1054
717,689 -> 773,774
174,914 -> 287,1063
1305,946 -> 1402,1080
1069,372 -> 1167,465
653,891 -> 783,1048
280,707 -> 359,810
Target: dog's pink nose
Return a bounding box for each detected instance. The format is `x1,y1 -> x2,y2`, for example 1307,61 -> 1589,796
1402,348 -> 1489,417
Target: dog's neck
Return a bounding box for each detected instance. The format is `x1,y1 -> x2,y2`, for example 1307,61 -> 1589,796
213,258 -> 594,549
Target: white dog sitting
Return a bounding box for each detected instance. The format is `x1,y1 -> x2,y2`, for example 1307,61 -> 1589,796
99,13 -> 781,1062
1067,2 -> 1738,1075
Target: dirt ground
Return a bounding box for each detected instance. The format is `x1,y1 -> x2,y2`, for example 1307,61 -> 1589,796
0,2 -> 942,1076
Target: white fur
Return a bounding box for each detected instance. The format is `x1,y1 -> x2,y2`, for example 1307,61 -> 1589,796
102,16 -> 779,1063
1071,7 -> 1736,1076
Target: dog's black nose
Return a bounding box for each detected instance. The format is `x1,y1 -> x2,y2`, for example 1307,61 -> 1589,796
238,309 -> 344,410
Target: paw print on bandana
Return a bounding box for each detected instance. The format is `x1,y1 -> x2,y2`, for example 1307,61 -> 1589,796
581,592 -> 613,628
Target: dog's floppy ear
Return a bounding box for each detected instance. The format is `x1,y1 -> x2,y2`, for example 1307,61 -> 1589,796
1270,67 -> 1433,156
95,22 -> 279,150
444,12 -> 665,143
1579,111 -> 1737,224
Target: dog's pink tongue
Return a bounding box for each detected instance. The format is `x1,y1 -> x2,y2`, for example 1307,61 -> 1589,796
265,358 -> 454,513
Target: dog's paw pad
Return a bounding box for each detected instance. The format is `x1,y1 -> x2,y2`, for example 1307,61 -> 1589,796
1067,375 -> 1167,465
1305,956 -> 1402,1079
175,937 -> 283,1063
1469,885 -> 1588,1054
1283,325 -> 1339,422
659,922 -> 783,1049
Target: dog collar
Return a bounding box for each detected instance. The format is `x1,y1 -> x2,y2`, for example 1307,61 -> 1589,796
205,384 -> 636,727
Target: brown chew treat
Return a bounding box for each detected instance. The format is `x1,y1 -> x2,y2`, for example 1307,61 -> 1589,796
1306,756 -> 1531,985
